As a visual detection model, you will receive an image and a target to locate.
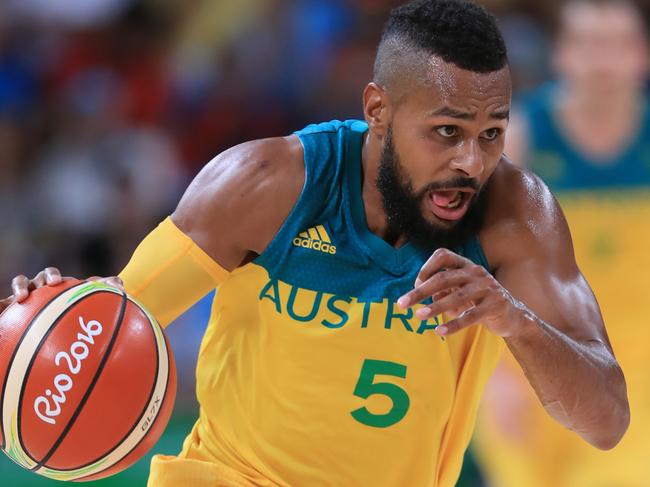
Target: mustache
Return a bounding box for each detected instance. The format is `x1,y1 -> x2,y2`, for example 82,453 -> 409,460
420,176 -> 481,195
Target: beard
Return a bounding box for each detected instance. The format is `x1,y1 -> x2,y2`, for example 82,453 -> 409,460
376,125 -> 489,252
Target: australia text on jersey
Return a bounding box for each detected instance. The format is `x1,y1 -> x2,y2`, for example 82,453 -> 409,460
259,278 -> 444,337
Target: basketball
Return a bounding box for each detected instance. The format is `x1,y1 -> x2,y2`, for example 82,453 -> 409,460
0,279 -> 176,482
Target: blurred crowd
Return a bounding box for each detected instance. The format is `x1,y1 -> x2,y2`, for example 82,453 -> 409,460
2,1 -> 650,485
4,0 -> 645,284
0,0 -> 380,283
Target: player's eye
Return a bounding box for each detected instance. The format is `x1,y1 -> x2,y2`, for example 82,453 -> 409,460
481,128 -> 501,141
436,126 -> 458,138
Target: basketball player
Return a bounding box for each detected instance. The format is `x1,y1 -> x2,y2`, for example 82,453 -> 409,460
473,1 -> 650,486
1,1 -> 630,486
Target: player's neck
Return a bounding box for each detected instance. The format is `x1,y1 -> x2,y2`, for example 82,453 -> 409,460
361,131 -> 410,248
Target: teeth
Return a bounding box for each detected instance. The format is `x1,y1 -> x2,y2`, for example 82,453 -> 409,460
446,192 -> 462,209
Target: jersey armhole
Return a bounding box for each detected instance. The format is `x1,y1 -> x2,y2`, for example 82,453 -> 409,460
469,235 -> 493,275
253,133 -> 313,274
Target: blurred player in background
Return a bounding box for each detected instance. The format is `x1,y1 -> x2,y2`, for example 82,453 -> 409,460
473,1 -> 650,486
1,1 -> 631,486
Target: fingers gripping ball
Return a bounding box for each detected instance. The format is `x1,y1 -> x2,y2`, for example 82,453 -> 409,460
0,279 -> 176,481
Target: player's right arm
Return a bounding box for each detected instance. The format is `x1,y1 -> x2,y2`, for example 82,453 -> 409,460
1,135 -> 306,323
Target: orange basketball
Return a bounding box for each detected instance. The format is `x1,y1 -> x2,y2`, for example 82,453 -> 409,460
0,279 -> 176,481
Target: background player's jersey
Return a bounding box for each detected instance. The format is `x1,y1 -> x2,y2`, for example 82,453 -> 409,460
524,84 -> 650,191
174,120 -> 502,486
474,86 -> 650,487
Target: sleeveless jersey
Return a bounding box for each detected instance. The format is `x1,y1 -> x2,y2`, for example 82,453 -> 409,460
524,84 -> 650,191
474,85 -> 650,487
177,120 -> 503,487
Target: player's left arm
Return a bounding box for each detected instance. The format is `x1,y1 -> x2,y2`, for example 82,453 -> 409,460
398,163 -> 629,450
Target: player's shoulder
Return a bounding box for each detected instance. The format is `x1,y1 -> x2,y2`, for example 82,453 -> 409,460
176,135 -> 305,219
480,157 -> 569,270
172,135 -> 306,268
488,156 -> 558,219
201,135 -> 304,185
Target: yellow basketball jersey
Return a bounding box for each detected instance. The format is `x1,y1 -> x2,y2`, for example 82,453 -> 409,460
131,120 -> 504,486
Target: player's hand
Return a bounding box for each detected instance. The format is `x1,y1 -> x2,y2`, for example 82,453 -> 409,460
86,275 -> 125,292
397,248 -> 526,337
0,267 -> 64,313
0,268 -> 124,314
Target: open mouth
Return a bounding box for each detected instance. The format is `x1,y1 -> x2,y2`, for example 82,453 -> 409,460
427,188 -> 476,222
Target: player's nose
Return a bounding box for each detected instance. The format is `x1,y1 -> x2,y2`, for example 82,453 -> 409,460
449,139 -> 484,178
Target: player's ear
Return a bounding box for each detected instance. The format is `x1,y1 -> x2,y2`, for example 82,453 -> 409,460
363,82 -> 391,138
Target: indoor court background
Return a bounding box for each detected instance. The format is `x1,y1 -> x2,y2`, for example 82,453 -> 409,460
0,1 -> 648,486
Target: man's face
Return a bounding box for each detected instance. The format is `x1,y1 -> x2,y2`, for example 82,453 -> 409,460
554,2 -> 649,94
376,59 -> 511,250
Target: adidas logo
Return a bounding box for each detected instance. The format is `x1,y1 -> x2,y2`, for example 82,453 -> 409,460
293,225 -> 337,255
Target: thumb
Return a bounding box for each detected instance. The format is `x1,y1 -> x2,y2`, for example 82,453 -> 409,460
103,277 -> 125,292
86,276 -> 125,292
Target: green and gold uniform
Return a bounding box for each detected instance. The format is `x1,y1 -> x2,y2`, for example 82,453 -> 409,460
122,120 -> 503,486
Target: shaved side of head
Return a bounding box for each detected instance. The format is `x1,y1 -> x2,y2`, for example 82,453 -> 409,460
374,0 -> 508,103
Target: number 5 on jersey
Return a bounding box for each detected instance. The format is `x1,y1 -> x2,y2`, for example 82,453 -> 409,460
351,359 -> 410,428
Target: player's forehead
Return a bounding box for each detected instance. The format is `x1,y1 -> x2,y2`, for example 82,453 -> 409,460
561,2 -> 645,39
400,57 -> 511,116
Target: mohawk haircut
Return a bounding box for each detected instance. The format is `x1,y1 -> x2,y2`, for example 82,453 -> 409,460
374,0 -> 508,96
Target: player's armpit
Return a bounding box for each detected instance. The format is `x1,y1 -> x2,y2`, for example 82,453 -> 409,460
119,217 -> 229,328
